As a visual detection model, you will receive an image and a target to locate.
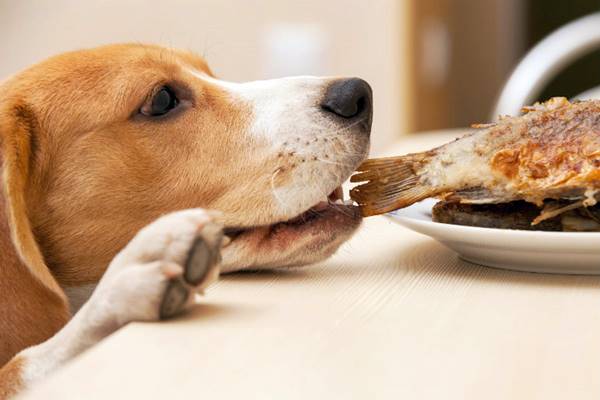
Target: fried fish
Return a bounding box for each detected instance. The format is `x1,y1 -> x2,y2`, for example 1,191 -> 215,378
350,97 -> 600,228
431,200 -> 600,231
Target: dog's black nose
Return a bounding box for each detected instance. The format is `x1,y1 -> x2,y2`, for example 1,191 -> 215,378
321,78 -> 372,119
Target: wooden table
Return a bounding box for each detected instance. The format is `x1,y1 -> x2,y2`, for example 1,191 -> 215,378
21,132 -> 600,400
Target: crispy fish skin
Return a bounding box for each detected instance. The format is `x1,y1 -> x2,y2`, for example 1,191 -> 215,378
422,97 -> 600,204
351,97 -> 600,216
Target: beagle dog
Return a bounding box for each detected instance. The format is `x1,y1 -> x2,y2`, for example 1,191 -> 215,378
0,43 -> 372,398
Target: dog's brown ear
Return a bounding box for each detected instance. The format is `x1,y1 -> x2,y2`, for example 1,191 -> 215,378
0,100 -> 66,302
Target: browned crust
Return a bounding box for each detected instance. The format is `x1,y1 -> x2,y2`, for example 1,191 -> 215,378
491,148 -> 520,179
487,98 -> 600,198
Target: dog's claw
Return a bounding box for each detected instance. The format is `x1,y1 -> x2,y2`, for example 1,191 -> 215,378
160,227 -> 222,319
184,236 -> 221,286
106,209 -> 222,321
160,279 -> 189,319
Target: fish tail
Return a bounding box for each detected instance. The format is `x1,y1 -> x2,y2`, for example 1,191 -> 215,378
350,154 -> 437,216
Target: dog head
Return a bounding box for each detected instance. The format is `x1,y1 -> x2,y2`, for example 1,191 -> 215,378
0,43 -> 371,286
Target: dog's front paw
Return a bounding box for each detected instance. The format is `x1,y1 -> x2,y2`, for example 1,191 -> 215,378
91,209 -> 223,325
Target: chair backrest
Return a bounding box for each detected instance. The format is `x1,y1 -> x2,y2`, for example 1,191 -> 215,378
493,13 -> 600,119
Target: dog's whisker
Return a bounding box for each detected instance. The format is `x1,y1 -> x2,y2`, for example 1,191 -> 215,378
269,167 -> 291,211
305,156 -> 361,171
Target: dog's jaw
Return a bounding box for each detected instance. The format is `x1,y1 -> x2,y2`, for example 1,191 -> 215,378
219,208 -> 362,273
218,190 -> 362,272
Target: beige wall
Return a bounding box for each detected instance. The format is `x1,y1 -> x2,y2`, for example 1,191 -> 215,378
0,0 -> 411,153
409,0 -> 524,131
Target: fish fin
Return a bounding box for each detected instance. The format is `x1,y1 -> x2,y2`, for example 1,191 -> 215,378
521,97 -> 570,114
532,200 -> 584,225
350,155 -> 437,217
444,187 -> 505,203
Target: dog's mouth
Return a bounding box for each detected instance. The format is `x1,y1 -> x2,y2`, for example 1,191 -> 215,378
222,186 -> 360,249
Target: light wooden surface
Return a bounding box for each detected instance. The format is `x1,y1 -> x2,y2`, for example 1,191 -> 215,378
21,132 -> 600,399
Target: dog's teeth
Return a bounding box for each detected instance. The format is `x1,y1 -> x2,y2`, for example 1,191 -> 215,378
332,186 -> 344,200
334,199 -> 344,205
343,199 -> 355,206
334,186 -> 344,201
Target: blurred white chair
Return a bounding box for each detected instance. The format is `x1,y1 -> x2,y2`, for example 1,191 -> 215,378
493,13 -> 600,118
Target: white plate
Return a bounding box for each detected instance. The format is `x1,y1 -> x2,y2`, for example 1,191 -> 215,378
387,199 -> 600,275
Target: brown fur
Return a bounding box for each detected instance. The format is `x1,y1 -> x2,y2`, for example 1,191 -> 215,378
0,192 -> 69,366
0,101 -> 65,300
0,43 -> 300,362
0,44 -> 248,362
0,44 -> 267,288
0,357 -> 24,399
0,108 -> 70,366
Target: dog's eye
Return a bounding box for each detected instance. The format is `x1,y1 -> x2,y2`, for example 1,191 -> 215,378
142,86 -> 179,116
